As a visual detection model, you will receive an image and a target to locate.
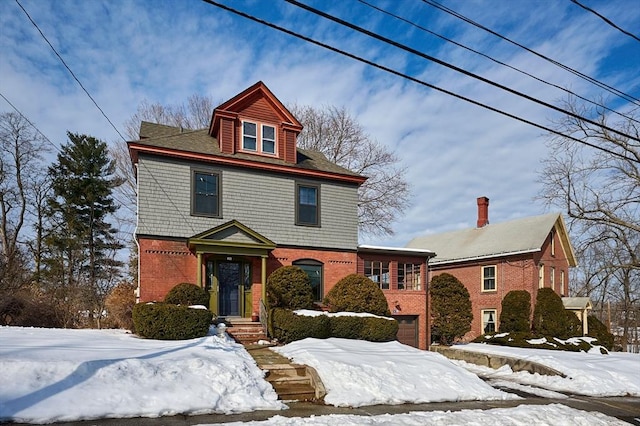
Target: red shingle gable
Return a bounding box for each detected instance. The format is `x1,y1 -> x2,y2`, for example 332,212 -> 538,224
209,81 -> 302,163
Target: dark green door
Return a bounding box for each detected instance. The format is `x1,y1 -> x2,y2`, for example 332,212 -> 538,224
218,262 -> 241,316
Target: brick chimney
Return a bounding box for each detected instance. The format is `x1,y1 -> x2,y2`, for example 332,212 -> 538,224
477,196 -> 489,228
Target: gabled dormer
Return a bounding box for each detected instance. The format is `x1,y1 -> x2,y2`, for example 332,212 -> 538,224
209,81 -> 303,164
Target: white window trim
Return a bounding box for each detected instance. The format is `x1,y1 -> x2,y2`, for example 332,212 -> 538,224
481,265 -> 497,292
550,266 -> 555,291
481,309 -> 497,334
241,120 -> 277,156
560,270 -> 566,295
538,264 -> 545,289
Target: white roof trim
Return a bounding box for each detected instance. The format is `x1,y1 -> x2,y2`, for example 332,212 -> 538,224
358,244 -> 436,256
430,248 -> 541,265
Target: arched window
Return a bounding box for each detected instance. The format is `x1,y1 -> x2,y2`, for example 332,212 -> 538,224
293,259 -> 323,302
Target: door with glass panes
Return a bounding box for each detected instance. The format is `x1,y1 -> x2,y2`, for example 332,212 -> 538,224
206,260 -> 252,317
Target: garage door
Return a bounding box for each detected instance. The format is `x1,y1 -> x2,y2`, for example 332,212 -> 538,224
394,315 -> 418,348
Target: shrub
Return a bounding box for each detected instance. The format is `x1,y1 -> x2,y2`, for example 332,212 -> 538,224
164,283 -> 210,308
358,316 -> 399,342
269,308 -> 330,343
132,303 -> 212,340
104,282 -> 136,330
430,273 -> 473,344
499,290 -> 531,333
324,274 -> 390,316
474,332 -> 593,352
267,266 -> 315,310
588,315 -> 614,350
0,288 -> 63,328
532,288 -> 584,339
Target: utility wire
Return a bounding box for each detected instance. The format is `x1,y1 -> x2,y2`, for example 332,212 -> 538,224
358,0 -> 639,125
422,0 -> 640,107
14,0 -> 128,143
0,91 -> 61,153
200,0 -> 638,163
570,0 -> 640,43
285,0 -> 639,142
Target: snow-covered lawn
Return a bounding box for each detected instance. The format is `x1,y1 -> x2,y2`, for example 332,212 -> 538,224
1,326 -> 637,425
450,342 -> 640,397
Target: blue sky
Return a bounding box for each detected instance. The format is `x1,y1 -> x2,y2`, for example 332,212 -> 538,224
1,0 -> 639,247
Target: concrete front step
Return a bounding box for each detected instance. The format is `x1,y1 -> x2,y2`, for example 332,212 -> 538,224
223,319 -> 268,345
270,382 -> 316,402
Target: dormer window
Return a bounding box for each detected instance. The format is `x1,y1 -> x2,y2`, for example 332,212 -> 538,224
242,120 -> 277,155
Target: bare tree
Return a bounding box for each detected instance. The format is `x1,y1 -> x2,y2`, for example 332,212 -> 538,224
539,97 -> 639,350
0,112 -> 48,293
289,104 -> 410,236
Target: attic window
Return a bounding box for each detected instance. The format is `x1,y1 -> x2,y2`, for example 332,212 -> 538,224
242,120 -> 277,155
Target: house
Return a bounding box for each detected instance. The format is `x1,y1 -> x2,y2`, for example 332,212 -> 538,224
128,81 -> 435,349
562,297 -> 593,336
406,196 -> 577,341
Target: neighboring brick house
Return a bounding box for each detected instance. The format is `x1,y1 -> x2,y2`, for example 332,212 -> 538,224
406,197 -> 577,342
128,81 -> 435,349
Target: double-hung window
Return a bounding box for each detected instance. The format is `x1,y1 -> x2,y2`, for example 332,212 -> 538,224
192,170 -> 220,217
482,309 -> 497,334
365,260 -> 390,290
482,265 -> 496,292
296,183 -> 319,226
242,121 -> 276,155
398,263 -> 421,290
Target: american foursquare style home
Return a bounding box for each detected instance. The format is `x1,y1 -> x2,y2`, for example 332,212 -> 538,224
128,82 -> 435,349
129,82 -> 578,348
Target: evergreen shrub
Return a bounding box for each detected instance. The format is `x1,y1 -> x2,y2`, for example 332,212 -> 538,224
358,316 -> 399,342
324,274 -> 390,316
164,283 -> 210,308
533,288 -> 579,339
269,308 -> 330,343
430,273 -> 473,344
499,290 -> 531,333
474,332 -> 593,352
133,303 -> 212,340
267,266 -> 315,310
587,315 -> 614,350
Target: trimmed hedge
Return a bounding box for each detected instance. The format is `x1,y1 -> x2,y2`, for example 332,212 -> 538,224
133,303 -> 212,340
499,290 -> 531,333
269,308 -> 330,343
473,332 -> 594,353
164,283 -> 210,308
324,274 -> 390,316
430,273 -> 472,344
269,309 -> 399,344
267,266 -> 315,310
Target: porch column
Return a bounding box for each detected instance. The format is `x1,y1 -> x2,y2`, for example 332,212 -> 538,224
197,252 -> 203,288
261,255 -> 267,302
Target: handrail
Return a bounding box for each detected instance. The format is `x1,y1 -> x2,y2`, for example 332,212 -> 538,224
259,298 -> 268,337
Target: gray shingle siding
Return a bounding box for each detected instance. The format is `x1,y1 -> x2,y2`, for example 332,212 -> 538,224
137,154 -> 359,250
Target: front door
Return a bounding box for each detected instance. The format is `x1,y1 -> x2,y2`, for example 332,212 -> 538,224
218,261 -> 241,316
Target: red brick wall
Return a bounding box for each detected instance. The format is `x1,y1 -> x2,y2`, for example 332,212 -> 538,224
356,254 -> 430,349
429,229 -> 572,342
138,237 -> 197,302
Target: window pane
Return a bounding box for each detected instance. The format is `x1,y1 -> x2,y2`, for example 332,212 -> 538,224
262,139 -> 275,154
262,125 -> 275,140
483,310 -> 496,333
194,172 -> 218,215
295,263 -> 322,302
243,122 -> 257,136
297,185 -> 318,225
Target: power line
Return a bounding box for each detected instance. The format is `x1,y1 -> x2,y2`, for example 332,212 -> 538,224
0,91 -> 61,153
421,0 -> 640,107
570,0 -> 640,43
285,0 -> 639,142
358,0 -> 639,125
200,0 -> 638,163
14,0 -> 127,143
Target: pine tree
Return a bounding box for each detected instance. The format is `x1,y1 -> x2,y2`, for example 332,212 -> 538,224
430,273 -> 473,344
45,132 -> 123,327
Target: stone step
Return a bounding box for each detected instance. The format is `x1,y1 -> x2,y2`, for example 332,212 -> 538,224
270,382 -> 317,402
